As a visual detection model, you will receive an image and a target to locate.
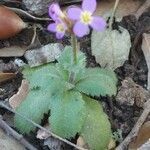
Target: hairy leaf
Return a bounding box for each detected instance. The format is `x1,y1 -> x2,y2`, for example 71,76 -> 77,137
57,46 -> 86,73
92,26 -> 131,70
49,91 -> 87,138
81,95 -> 112,150
22,64 -> 60,88
14,64 -> 62,133
14,90 -> 51,133
75,68 -> 117,96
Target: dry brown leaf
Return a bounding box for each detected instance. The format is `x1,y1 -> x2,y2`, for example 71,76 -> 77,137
0,46 -> 27,57
77,136 -> 89,149
108,138 -> 116,150
142,33 -> 150,90
129,121 -> 150,149
116,77 -> 150,107
0,72 -> 16,83
9,80 -> 29,110
0,6 -> 27,40
94,0 -> 142,17
77,136 -> 86,148
135,0 -> 150,19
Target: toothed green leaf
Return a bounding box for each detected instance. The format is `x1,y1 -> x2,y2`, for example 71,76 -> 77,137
23,64 -> 62,88
14,89 -> 51,133
81,95 -> 111,150
75,68 -> 117,96
14,64 -> 63,133
49,91 -> 87,138
57,46 -> 86,73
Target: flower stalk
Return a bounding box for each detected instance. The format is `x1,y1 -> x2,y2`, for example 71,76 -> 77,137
68,34 -> 78,84
71,34 -> 78,65
47,0 -> 107,84
109,0 -> 120,29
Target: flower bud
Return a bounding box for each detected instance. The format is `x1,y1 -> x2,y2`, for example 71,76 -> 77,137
49,3 -> 65,20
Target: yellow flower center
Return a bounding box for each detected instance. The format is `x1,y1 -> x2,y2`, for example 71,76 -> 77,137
80,11 -> 92,24
56,23 -> 65,33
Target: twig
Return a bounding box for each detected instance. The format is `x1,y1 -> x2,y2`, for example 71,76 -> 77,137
0,0 -> 22,5
109,0 -> 120,29
30,25 -> 37,46
0,115 -> 37,150
135,0 -> 150,19
116,99 -> 150,150
60,0 -> 82,5
5,6 -> 52,21
0,102 -> 87,150
26,24 -> 42,50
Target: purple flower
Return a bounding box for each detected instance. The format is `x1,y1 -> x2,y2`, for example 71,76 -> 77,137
67,0 -> 106,37
48,3 -> 67,39
47,19 -> 67,39
49,3 -> 65,20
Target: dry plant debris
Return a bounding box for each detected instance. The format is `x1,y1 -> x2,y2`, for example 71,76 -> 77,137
36,124 -> 51,140
6,6 -> 51,21
22,0 -> 143,17
0,115 -> 37,150
22,0 -> 81,16
116,77 -> 150,107
24,43 -> 64,67
135,0 -> 150,19
129,121 -> 150,149
0,128 -> 25,150
138,139 -> 150,150
9,80 -> 29,110
43,136 -> 65,150
37,125 -> 65,150
0,73 -> 16,83
0,46 -> 27,57
0,6 -> 27,39
116,99 -> 150,150
94,0 -> 142,17
142,33 -> 150,90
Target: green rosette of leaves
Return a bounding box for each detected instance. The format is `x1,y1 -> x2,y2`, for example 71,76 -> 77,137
14,46 -> 117,150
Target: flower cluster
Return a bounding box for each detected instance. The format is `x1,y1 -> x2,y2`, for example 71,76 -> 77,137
47,3 -> 68,39
48,0 -> 106,39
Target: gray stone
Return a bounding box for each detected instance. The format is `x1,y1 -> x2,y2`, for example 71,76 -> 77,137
23,0 -> 81,16
23,0 -> 52,16
24,43 -> 64,67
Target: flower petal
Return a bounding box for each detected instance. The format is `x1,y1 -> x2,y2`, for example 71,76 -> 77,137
56,32 -> 64,39
73,21 -> 89,37
82,0 -> 96,13
67,7 -> 82,20
49,3 -> 62,20
47,23 -> 57,32
90,17 -> 106,31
